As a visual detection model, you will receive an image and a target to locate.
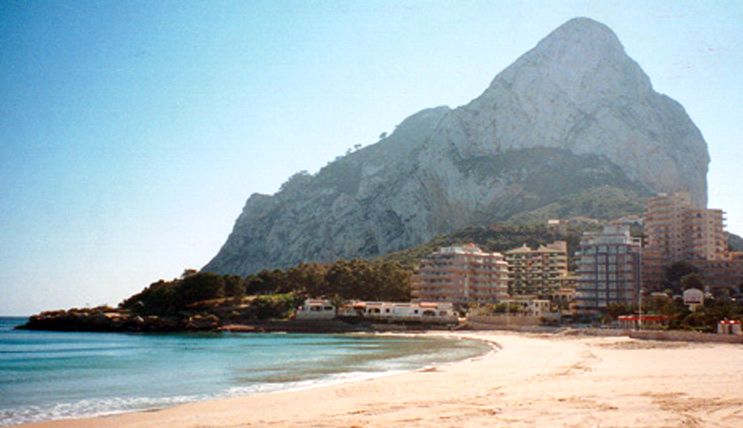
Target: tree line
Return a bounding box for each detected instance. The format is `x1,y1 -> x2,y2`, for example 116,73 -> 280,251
119,259 -> 411,315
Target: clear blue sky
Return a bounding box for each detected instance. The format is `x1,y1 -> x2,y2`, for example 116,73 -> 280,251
1,1 -> 741,315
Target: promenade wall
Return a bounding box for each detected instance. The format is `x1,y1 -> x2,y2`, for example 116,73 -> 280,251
630,330 -> 743,344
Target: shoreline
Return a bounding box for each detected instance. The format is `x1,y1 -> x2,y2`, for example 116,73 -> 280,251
16,331 -> 743,427
5,331 -> 489,427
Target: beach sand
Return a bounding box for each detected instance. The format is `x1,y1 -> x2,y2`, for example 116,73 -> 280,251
19,332 -> 743,427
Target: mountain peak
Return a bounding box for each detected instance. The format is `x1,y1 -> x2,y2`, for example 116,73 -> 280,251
485,17 -> 651,103
538,17 -> 625,57
554,17 -> 617,36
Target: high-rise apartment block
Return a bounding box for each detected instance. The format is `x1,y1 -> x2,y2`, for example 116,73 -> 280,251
643,192 -> 740,293
411,244 -> 509,306
575,225 -> 641,317
505,241 -> 569,296
644,192 -> 726,263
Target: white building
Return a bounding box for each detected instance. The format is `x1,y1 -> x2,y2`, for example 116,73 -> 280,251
338,301 -> 458,324
294,299 -> 336,320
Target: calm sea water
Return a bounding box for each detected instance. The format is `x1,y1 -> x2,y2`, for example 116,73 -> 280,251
0,317 -> 489,426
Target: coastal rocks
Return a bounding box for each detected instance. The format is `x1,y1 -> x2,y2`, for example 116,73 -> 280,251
183,314 -> 220,331
203,17 -> 709,277
18,308 -> 185,333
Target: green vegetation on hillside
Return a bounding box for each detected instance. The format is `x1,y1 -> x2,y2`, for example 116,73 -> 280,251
509,186 -> 646,224
120,272 -> 246,316
243,259 -> 411,302
456,148 -> 651,223
120,260 -> 412,318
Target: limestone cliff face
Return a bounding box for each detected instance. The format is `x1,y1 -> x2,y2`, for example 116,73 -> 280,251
445,17 -> 708,207
203,17 -> 709,276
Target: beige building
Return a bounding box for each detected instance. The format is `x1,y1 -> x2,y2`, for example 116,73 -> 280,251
643,192 -> 739,293
552,278 -> 579,312
411,244 -> 509,307
644,192 -> 695,264
500,298 -> 553,318
505,241 -> 569,296
684,209 -> 728,260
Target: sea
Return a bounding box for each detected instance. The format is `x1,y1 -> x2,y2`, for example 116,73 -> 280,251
0,317 -> 490,426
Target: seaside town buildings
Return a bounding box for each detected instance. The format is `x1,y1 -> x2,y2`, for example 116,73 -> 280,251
642,192 -> 743,294
575,225 -> 642,317
412,189 -> 742,319
505,241 -> 569,296
411,244 -> 509,307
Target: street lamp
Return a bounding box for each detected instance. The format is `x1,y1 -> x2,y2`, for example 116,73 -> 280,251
638,287 -> 644,331
637,236 -> 644,331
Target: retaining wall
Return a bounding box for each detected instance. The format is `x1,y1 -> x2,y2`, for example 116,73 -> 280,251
629,330 -> 743,344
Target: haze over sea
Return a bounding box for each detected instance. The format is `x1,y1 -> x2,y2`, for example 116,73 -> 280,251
0,317 -> 488,426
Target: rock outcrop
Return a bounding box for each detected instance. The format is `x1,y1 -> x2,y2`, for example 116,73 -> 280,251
203,17 -> 709,277
18,308 -> 183,332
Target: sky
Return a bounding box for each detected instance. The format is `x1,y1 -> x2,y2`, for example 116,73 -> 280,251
1,0 -> 741,315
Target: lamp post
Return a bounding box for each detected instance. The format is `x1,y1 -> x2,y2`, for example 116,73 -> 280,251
637,237 -> 643,331
638,287 -> 643,331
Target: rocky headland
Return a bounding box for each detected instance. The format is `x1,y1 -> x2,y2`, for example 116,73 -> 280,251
204,17 -> 709,277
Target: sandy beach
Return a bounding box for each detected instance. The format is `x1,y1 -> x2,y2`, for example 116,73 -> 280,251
19,332 -> 743,428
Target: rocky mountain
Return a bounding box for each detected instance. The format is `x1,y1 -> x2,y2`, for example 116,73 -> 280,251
203,17 -> 710,276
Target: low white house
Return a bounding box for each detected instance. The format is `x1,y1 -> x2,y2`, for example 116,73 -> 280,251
338,301 -> 457,324
295,299 -> 457,324
294,299 -> 336,320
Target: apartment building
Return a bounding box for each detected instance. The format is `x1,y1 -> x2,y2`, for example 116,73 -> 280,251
643,192 -> 739,293
644,192 -> 695,264
684,209 -> 727,260
411,244 -> 509,307
505,241 -> 569,296
575,225 -> 642,317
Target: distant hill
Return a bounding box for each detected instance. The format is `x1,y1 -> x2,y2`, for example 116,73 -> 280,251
204,17 -> 709,277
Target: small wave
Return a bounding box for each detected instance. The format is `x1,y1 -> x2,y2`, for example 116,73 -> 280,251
225,369 -> 407,397
0,371 -> 407,427
0,394 -> 205,427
